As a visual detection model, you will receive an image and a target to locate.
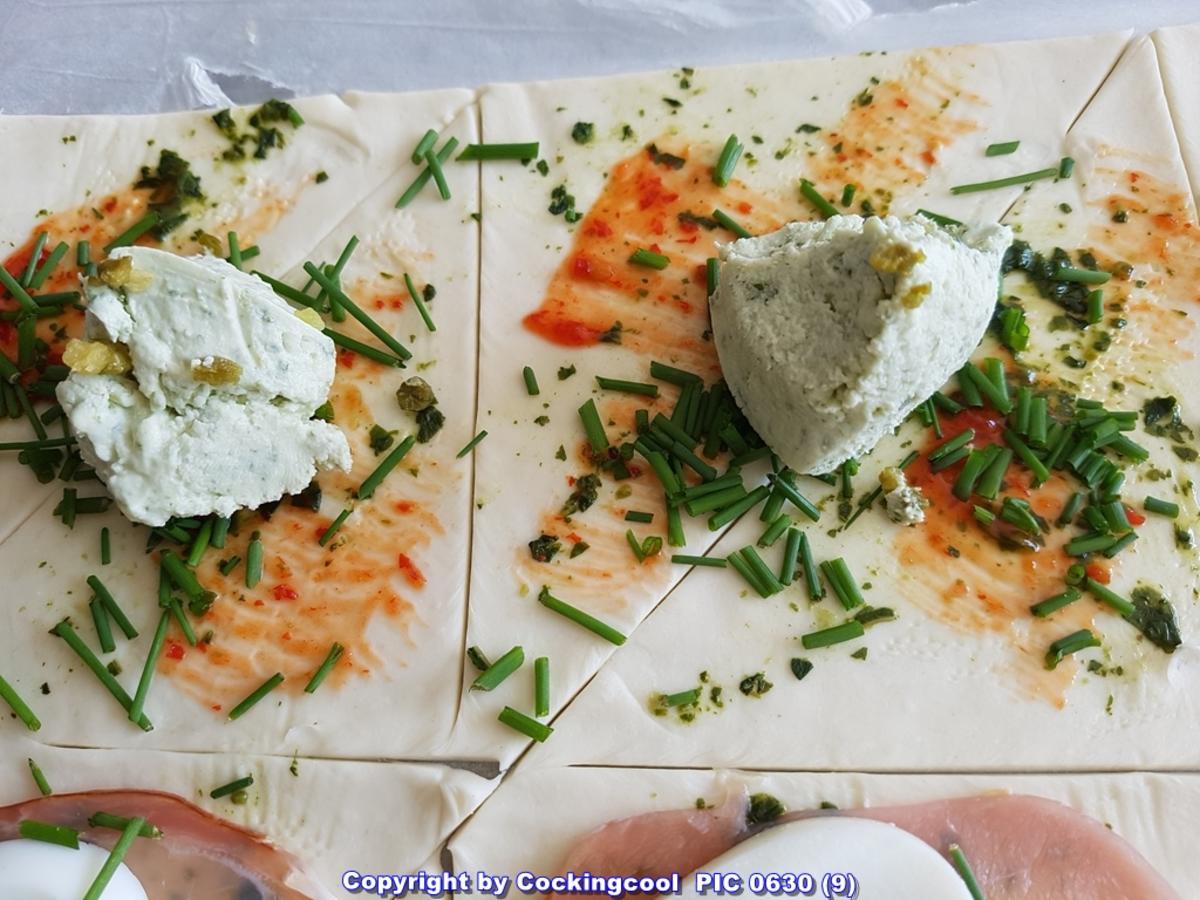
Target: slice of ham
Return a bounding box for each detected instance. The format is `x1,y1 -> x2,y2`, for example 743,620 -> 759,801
0,789 -> 330,899
551,792 -> 1179,900
548,795 -> 747,900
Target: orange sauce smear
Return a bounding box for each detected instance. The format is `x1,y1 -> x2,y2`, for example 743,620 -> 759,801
810,53 -> 982,207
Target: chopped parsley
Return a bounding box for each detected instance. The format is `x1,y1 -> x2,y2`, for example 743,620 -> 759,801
561,473 -> 601,518
212,98 -> 304,162
134,149 -> 203,238
369,424 -> 397,455
315,170 -> 329,183
598,321 -> 623,344
1128,586 -> 1182,653
528,533 -> 562,563
746,792 -> 786,826
290,481 -> 323,511
569,541 -> 590,558
557,364 -> 577,380
571,122 -> 595,144
416,406 -> 445,443
790,658 -> 813,681
738,672 -> 773,697
549,185 -> 582,223
646,144 -> 686,170
678,211 -> 720,230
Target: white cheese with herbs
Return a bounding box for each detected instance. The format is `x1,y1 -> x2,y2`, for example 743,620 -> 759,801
57,247 -> 350,526
712,215 -> 1010,474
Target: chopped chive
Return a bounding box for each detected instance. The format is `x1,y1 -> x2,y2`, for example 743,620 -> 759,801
422,147 -> 451,200
81,816 -> 145,900
534,656 -> 550,717
952,448 -> 993,501
522,365 -> 540,396
159,551 -> 207,604
742,546 -> 785,594
537,586 -> 626,645
103,211 -> 161,253
948,844 -> 985,900
662,687 -> 700,707
89,596 -> 115,654
357,434 -> 416,500
1086,289 -> 1104,324
226,231 -> 243,269
498,705 -> 553,742
840,183 -> 856,207
929,428 -> 976,463
457,141 -> 540,161
304,642 -> 345,693
210,516 -> 230,550
404,272 -> 436,332
649,360 -> 702,385
228,672 -> 284,720
1144,496 -> 1180,518
684,484 -> 746,516
1014,387 -> 1032,435
240,245 -> 260,263
578,399 -> 609,452
641,449 -> 682,495
303,262 -> 412,360
22,232 -> 49,287
711,207 -> 752,238
950,166 -> 1059,195
323,329 -> 403,367
129,609 -> 171,725
411,128 -> 439,164
975,448 -> 1012,501
0,673 -> 40,731
466,646 -> 492,671
1085,578 -> 1135,618
0,266 -> 36,313
1045,628 -> 1100,670
1000,496 -> 1041,535
794,532 -> 821,601
801,620 -> 865,650
917,209 -> 963,227
456,430 -> 488,458
629,247 -> 670,269
708,484 -> 770,531
472,645 -> 525,691
48,619 -> 151,731
28,241 -> 69,290
253,270 -> 319,307
245,532 -> 264,588
1030,587 -> 1081,618
1003,428 -> 1050,485
396,137 -> 459,208
973,505 -> 995,525
1057,492 -> 1085,526
1108,434 -> 1149,461
1102,500 -> 1132,534
671,554 -> 727,567
1028,396 -> 1048,446
713,134 -> 743,187
766,473 -> 820,522
1102,531 -> 1138,558
758,514 -> 792,548
780,527 -> 803,586
28,758 -> 52,795
1058,156 -> 1075,178
799,179 -> 838,218
87,813 -> 161,839
624,510 -> 655,523
76,239 -> 91,268
168,599 -> 196,647
596,376 -> 658,397
100,527 -> 111,565
87,575 -> 137,640
1053,265 -> 1110,285
16,315 -> 35,370
19,819 -> 78,848
985,140 -> 1020,156
210,775 -> 254,799
727,549 -> 773,597
982,358 -> 1009,407
318,509 -> 352,547
820,558 -> 864,610
217,555 -> 242,576
706,257 -> 719,298
186,518 -> 213,567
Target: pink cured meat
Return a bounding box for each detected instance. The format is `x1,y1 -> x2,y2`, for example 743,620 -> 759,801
0,789 -> 319,899
550,792 -> 1179,900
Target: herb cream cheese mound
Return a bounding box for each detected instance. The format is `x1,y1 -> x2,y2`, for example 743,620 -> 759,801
711,214 -> 1011,474
57,247 -> 350,526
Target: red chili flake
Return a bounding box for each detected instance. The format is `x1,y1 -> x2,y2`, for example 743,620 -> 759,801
394,500 -> 416,513
337,349 -> 357,369
585,218 -> 613,238
272,584 -> 299,602
397,553 -> 426,588
165,642 -> 185,661
1126,507 -> 1146,527
1085,563 -> 1111,584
